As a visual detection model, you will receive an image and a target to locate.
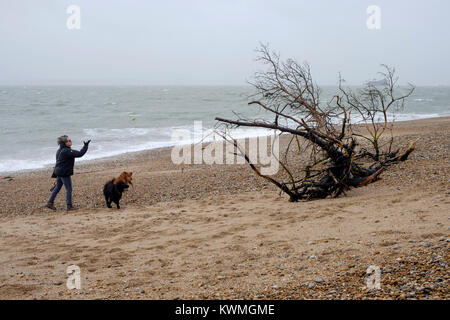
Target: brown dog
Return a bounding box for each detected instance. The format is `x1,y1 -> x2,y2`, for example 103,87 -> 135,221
113,171 -> 134,189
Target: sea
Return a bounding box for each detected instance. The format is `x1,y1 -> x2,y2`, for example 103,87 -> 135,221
0,85 -> 449,173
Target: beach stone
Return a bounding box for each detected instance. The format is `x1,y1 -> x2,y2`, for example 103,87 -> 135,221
415,286 -> 425,292
307,282 -> 315,289
400,285 -> 408,290
315,278 -> 324,283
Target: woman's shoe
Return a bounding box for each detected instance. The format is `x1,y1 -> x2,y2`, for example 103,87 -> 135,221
66,205 -> 78,211
45,202 -> 57,210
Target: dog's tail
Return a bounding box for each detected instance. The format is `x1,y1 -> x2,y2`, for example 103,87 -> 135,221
104,178 -> 115,185
103,179 -> 115,196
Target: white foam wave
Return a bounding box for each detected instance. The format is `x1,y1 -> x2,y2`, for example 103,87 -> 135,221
413,98 -> 434,102
0,112 -> 447,173
0,159 -> 54,173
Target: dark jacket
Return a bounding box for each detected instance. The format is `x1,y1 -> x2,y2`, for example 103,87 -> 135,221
54,144 -> 88,177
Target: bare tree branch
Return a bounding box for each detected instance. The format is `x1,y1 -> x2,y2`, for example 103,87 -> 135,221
215,45 -> 417,201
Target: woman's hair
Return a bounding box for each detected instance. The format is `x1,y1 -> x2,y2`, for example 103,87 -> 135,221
57,135 -> 69,146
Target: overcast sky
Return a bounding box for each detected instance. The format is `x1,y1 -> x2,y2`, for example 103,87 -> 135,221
1,0 -> 449,85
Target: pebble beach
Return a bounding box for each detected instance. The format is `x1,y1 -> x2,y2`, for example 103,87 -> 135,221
0,117 -> 448,299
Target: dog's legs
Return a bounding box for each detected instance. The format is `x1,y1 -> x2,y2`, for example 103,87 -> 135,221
115,201 -> 120,209
105,196 -> 112,208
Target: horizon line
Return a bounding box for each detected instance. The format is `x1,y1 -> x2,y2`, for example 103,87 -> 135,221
0,82 -> 447,87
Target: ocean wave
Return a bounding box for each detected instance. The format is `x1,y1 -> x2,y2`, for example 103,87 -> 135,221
0,113 -> 448,173
0,159 -> 54,173
390,112 -> 443,120
83,127 -> 155,138
0,125 -> 272,173
413,98 -> 434,102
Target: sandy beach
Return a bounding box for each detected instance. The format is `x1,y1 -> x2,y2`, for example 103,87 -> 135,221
0,117 -> 448,299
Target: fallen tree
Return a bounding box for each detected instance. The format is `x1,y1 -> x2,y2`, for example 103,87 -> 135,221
215,45 -> 416,201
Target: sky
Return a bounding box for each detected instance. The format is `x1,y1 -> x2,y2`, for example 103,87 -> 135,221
1,0 -> 449,86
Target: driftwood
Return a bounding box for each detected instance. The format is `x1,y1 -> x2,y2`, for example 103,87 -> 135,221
215,45 -> 416,202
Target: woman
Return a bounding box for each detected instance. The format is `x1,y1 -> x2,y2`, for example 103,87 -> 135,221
46,135 -> 91,211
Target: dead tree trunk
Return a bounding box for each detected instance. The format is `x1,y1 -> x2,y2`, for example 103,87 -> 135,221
215,45 -> 416,201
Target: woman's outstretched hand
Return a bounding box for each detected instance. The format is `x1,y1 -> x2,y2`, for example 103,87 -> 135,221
83,140 -> 91,146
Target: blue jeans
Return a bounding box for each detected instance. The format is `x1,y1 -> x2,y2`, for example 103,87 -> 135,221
49,176 -> 73,205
